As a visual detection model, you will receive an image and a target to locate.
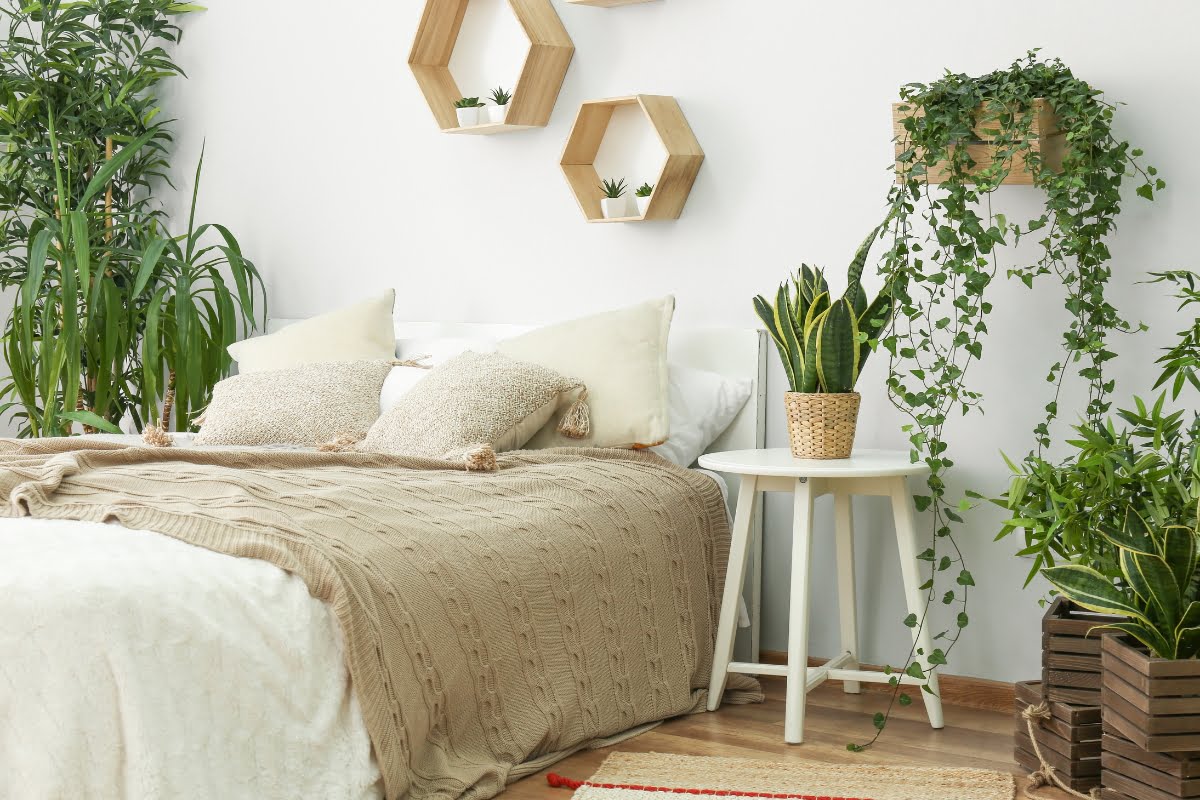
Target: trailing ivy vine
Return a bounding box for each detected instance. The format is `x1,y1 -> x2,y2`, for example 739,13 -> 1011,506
854,51 -> 1162,748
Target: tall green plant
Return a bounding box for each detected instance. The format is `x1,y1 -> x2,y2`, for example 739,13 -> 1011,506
856,51 -> 1162,748
0,0 -> 262,435
753,227 -> 894,394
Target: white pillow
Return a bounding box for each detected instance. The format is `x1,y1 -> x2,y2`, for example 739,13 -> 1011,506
498,296 -> 674,449
651,366 -> 753,467
396,335 -> 497,365
228,290 -> 397,373
380,365 -> 432,414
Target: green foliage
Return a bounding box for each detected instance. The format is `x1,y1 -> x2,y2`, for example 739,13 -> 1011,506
859,51 -> 1161,747
599,177 -> 627,199
753,227 -> 893,394
635,182 -> 654,198
1044,508 -> 1200,660
488,86 -> 511,106
0,0 -> 262,436
454,96 -> 483,108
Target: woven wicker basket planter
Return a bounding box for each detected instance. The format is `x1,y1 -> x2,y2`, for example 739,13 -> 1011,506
1013,680 -> 1101,793
1102,635 -> 1200,753
783,392 -> 860,459
1043,597 -> 1123,706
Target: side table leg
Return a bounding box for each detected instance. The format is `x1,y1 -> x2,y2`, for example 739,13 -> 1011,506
889,476 -> 945,730
708,475 -> 758,711
784,477 -> 815,744
833,489 -> 860,694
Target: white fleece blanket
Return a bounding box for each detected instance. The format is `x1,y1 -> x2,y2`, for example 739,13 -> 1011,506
0,517 -> 383,800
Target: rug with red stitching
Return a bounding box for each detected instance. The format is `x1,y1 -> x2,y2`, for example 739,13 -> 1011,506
546,752 -> 1015,800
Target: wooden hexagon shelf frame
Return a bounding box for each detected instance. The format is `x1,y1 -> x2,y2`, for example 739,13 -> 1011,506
566,0 -> 659,7
408,0 -> 575,135
560,95 -> 704,223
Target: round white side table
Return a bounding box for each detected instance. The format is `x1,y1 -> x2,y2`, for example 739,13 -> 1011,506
697,447 -> 945,744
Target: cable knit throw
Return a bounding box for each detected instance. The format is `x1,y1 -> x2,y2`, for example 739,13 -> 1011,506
0,439 -> 761,800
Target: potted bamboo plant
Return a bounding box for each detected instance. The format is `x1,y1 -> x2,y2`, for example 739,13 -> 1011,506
753,227 -> 893,459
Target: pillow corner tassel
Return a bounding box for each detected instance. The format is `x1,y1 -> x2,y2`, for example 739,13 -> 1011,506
557,388 -> 591,440
463,443 -> 498,472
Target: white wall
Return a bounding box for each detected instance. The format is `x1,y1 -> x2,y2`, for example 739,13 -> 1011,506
159,0 -> 1199,683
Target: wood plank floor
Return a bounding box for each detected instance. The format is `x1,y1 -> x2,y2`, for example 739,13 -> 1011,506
506,676 -> 1064,799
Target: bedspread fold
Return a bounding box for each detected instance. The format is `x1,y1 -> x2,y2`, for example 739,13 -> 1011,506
0,439 -> 760,800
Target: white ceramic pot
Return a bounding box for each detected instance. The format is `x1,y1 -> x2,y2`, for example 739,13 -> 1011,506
455,106 -> 480,127
636,194 -> 651,216
601,197 -> 625,219
486,104 -> 508,124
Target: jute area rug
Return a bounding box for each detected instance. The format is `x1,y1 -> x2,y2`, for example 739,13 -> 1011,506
547,752 -> 1016,800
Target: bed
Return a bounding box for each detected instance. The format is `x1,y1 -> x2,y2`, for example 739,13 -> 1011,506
0,320 -> 765,800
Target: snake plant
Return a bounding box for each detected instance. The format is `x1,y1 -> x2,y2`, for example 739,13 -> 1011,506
753,227 -> 894,394
1043,507 -> 1200,659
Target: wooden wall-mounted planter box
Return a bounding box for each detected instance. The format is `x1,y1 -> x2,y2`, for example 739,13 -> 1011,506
1102,635 -> 1200,752
1014,680 -> 1102,793
1043,597 -> 1123,706
1101,732 -> 1200,800
891,98 -> 1065,185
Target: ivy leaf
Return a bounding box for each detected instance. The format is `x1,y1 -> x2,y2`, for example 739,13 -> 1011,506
899,693 -> 913,706
957,569 -> 976,587
1137,183 -> 1154,201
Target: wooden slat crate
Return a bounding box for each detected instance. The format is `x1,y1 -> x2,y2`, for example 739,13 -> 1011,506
1042,597 -> 1122,706
1102,732 -> 1200,800
891,97 -> 1065,185
1014,680 -> 1101,793
1102,635 -> 1200,752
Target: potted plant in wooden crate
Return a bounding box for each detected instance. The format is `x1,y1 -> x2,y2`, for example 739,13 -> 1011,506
752,227 -> 893,459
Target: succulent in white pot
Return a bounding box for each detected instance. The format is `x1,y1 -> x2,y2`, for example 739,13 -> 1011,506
487,86 -> 511,124
635,182 -> 654,216
453,97 -> 484,127
599,177 -> 628,220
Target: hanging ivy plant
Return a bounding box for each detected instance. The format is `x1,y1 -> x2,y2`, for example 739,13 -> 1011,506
854,51 -> 1162,749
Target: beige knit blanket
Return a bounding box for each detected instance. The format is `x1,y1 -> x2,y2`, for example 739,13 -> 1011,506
0,439 -> 760,800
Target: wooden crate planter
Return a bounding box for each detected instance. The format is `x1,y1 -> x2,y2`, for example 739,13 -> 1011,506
1013,680 -> 1102,793
1102,635 -> 1200,752
1101,731 -> 1200,800
891,97 -> 1065,186
1043,596 -> 1124,705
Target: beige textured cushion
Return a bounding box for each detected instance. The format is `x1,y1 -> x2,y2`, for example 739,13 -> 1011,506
228,290 -> 396,373
498,296 -> 674,449
360,351 -> 582,458
195,360 -> 393,447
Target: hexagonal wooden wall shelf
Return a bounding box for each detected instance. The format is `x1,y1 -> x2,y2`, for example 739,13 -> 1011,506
408,0 -> 575,135
560,95 -> 704,223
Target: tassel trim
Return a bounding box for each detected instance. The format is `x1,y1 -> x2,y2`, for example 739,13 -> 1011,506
141,425 -> 173,448
545,774 -> 869,800
461,443 -> 498,472
318,434 -> 362,453
389,355 -> 434,370
557,387 -> 590,439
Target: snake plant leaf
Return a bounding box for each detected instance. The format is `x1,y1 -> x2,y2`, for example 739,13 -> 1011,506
1106,620 -> 1177,661
1098,515 -> 1155,556
1042,564 -> 1148,622
1163,524 -> 1199,595
857,288 -> 895,369
774,283 -> 805,392
816,298 -> 860,394
799,316 -> 820,393
1127,549 -> 1182,625
804,290 -> 831,336
844,225 -> 881,308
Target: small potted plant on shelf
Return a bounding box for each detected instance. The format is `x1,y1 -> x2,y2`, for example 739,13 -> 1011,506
454,97 -> 484,127
599,178 -> 627,219
487,86 -> 511,124
634,182 -> 654,216
752,227 -> 893,459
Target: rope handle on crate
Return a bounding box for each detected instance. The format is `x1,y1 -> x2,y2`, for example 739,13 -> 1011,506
1020,702 -> 1100,799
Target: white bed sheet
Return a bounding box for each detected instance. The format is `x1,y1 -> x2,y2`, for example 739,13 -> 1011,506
0,436 -> 734,799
